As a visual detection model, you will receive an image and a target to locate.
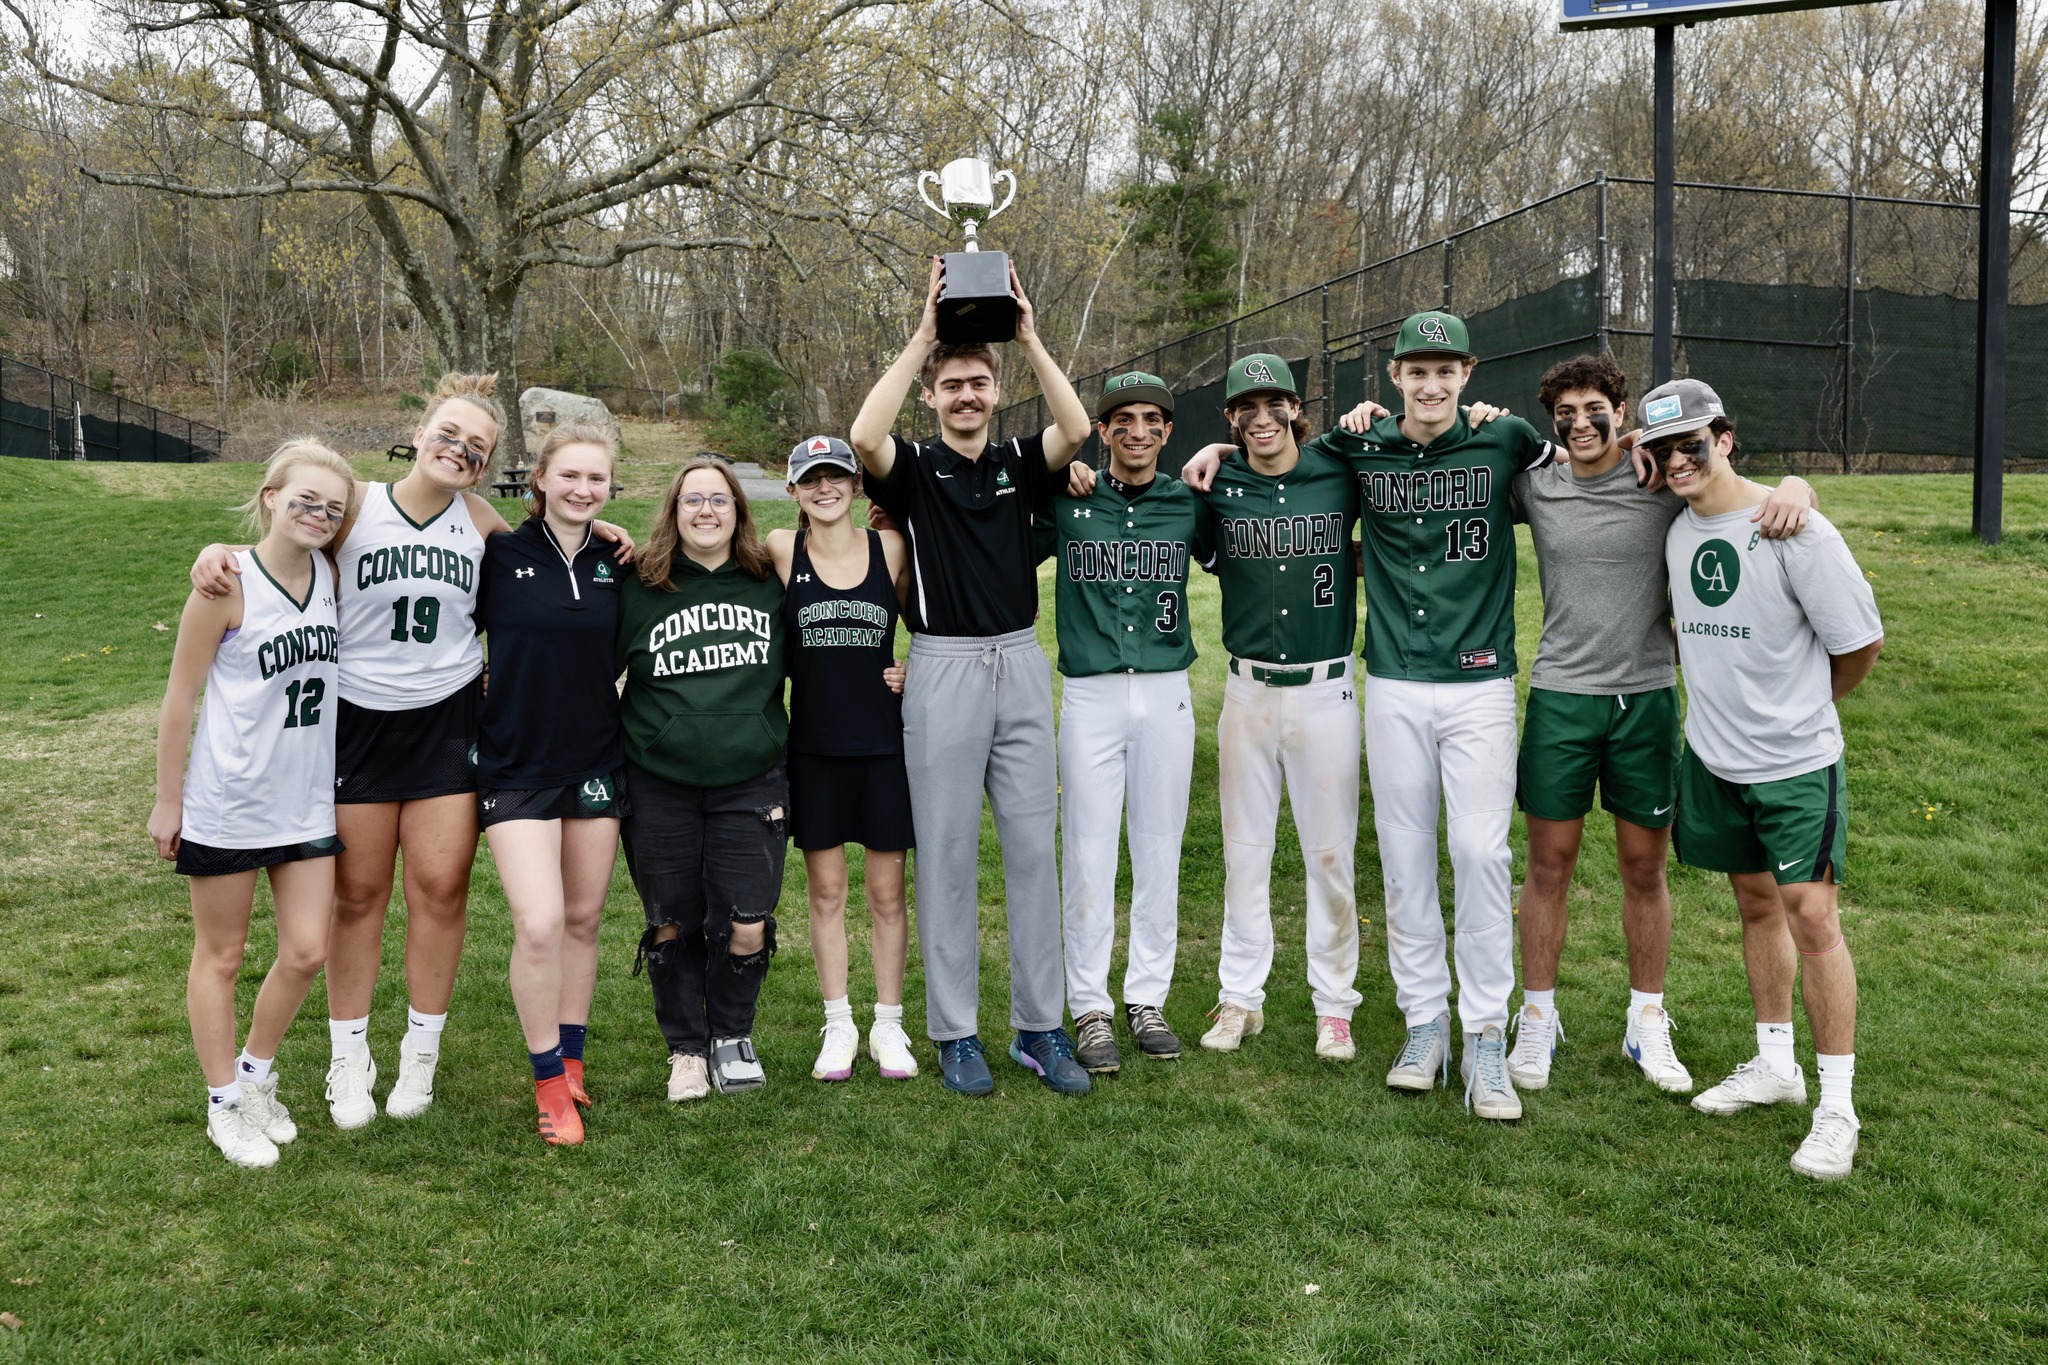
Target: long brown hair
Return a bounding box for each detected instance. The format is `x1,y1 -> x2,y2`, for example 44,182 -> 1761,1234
639,456 -> 773,588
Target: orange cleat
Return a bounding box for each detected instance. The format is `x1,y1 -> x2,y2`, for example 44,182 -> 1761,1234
563,1057 -> 591,1108
535,1074 -> 585,1146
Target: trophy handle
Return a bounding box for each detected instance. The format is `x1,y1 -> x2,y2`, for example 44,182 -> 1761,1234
987,170 -> 1017,220
916,171 -> 947,220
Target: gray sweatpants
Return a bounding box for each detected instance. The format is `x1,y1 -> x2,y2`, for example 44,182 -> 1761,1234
903,627 -> 1064,1040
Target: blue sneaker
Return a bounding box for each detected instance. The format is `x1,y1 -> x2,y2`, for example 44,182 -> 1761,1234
1010,1029 -> 1092,1096
939,1035 -> 995,1096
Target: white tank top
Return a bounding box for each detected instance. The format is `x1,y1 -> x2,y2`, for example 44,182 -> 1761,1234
182,550 -> 341,848
335,483 -> 486,708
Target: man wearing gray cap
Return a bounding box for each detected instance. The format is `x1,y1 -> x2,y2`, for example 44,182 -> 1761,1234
1647,378 -> 1884,1180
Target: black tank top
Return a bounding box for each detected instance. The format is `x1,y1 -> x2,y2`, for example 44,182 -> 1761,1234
784,530 -> 903,756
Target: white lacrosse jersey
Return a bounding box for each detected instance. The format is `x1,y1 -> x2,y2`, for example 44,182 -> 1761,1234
181,550 -> 341,847
335,483 -> 486,709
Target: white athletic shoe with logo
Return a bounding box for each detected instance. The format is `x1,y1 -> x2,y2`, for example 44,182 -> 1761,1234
1623,1004 -> 1694,1093
1507,1004 -> 1563,1090
208,1100 -> 280,1169
1790,1106 -> 1860,1180
324,1048 -> 378,1130
384,1047 -> 439,1118
1690,1057 -> 1808,1115
1386,1011 -> 1452,1091
868,1019 -> 920,1079
239,1075 -> 298,1145
812,1019 -> 859,1082
1200,1002 -> 1264,1052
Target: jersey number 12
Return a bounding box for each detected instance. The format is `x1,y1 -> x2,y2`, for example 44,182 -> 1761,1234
282,677 -> 325,729
389,594 -> 441,644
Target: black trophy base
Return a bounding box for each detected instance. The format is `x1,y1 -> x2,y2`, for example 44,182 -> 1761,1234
936,250 -> 1018,344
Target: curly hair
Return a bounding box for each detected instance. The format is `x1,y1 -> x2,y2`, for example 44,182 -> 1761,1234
1537,353 -> 1629,412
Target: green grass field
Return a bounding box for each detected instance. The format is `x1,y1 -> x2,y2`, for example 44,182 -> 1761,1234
1,457 -> 2044,1361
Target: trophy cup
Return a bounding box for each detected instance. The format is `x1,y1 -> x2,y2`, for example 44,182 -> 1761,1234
917,157 -> 1019,343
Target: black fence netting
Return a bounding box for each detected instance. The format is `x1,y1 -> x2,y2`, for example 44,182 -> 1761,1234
0,354 -> 224,463
999,177 -> 2048,477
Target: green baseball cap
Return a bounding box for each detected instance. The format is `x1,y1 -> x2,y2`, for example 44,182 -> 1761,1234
1223,353 -> 1299,404
1392,311 -> 1474,360
1096,371 -> 1174,420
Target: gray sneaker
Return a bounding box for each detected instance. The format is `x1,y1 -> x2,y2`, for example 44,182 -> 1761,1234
1462,1026 -> 1524,1120
1074,1011 -> 1122,1074
1123,1003 -> 1182,1060
1386,1011 -> 1452,1091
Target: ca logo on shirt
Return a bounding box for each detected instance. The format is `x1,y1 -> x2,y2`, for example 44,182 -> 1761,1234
1690,540 -> 1741,607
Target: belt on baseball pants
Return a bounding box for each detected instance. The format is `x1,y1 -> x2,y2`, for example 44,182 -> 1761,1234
1228,656 -> 1349,687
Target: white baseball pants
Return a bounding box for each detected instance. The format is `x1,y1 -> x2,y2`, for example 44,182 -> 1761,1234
1364,675 -> 1518,1033
1216,658 -> 1363,1020
1059,670 -> 1196,1017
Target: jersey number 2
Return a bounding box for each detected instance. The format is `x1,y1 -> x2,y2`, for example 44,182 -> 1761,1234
1313,563 -> 1336,607
389,594 -> 441,644
282,677 -> 325,729
1443,518 -> 1490,562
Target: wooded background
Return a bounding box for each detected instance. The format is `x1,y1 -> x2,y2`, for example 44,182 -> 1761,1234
1,0 -> 2042,457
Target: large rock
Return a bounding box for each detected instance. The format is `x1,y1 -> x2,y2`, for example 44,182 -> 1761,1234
518,387 -> 617,440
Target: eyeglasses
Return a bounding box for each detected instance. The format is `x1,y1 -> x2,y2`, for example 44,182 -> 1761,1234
284,497 -> 347,524
424,429 -> 491,466
679,492 -> 736,512
795,469 -> 854,488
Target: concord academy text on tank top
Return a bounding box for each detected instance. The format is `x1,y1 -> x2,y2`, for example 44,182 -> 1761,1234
336,483 -> 486,709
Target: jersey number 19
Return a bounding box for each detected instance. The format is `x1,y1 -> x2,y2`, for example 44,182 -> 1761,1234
389,594 -> 441,644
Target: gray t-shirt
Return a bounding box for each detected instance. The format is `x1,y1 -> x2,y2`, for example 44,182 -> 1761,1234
1513,458 -> 1684,694
1666,505 -> 1883,784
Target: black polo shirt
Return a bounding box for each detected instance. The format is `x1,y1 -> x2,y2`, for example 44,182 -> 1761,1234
475,516 -> 627,787
870,431 -> 1059,636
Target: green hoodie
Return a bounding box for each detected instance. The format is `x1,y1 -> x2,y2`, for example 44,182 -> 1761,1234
615,558 -> 787,789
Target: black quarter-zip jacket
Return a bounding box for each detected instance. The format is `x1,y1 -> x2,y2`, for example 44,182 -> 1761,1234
475,516 -> 628,787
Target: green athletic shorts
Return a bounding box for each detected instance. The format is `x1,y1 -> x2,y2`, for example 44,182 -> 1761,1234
1672,748 -> 1848,885
1517,686 -> 1680,828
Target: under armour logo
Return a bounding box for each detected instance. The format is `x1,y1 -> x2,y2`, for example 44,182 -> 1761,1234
1419,316 -> 1451,345
482,798 -> 496,810
514,567 -> 535,578
796,573 -> 812,583
1223,487 -> 1246,498
450,524 -> 465,534
1073,508 -> 1091,519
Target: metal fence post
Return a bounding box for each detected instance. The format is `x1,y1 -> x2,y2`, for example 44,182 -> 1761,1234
1842,191 -> 1857,474
1595,172 -> 1611,354
1441,237 -> 1455,310
1320,284 -> 1333,429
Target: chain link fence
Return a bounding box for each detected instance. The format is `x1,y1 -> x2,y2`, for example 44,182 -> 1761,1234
1000,177 -> 2048,477
0,354 -> 225,463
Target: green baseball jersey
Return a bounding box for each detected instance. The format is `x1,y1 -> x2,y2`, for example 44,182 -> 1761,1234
1033,477 -> 1211,677
1311,414 -> 1555,683
1198,446 -> 1359,665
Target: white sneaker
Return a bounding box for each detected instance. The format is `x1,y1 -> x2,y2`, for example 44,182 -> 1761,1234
239,1075 -> 298,1144
1200,1002 -> 1264,1052
1691,1056 -> 1808,1115
1386,1011 -> 1452,1091
1791,1106 -> 1861,1180
207,1100 -> 280,1169
385,1047 -> 439,1118
1624,1004 -> 1694,1093
1462,1026 -> 1524,1121
868,1019 -> 920,1079
812,1019 -> 859,1082
1315,1016 -> 1356,1061
1507,1004 -> 1563,1090
324,1048 -> 378,1130
668,1052 -> 710,1102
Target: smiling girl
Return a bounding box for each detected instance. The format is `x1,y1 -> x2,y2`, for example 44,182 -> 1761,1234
152,440 -> 356,1168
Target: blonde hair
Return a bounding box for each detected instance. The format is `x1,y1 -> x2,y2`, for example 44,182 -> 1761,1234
238,438 -> 357,536
525,421 -> 619,519
416,371 -> 506,482
639,456 -> 773,589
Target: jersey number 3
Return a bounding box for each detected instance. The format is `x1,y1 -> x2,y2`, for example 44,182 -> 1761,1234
282,677 -> 325,730
388,594 -> 441,644
1443,518 -> 1490,562
1154,591 -> 1179,635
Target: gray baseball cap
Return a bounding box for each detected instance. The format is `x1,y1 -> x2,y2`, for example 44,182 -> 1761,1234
787,434 -> 859,483
1635,378 -> 1726,446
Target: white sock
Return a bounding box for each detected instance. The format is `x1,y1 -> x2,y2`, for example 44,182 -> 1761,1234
1757,1021 -> 1797,1079
405,1009 -> 447,1053
207,1079 -> 245,1109
823,996 -> 853,1026
329,1016 -> 369,1058
1629,989 -> 1664,1014
874,1002 -> 904,1026
1816,1052 -> 1856,1119
1523,988 -> 1555,1016
236,1050 -> 274,1085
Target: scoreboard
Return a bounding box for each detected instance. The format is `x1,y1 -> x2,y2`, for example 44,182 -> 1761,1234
1561,0 -> 1889,30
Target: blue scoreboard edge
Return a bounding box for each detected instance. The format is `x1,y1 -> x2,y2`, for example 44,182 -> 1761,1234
1562,0 -> 1888,31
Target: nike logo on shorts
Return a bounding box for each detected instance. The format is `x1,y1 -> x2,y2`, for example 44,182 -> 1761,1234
1779,858 -> 1804,871
1652,804 -> 1672,816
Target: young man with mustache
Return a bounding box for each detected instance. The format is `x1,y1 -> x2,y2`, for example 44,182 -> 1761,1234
849,257 -> 1094,1098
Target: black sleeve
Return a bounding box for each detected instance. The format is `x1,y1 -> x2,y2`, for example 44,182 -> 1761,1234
1014,432 -> 1059,512
868,436 -> 921,520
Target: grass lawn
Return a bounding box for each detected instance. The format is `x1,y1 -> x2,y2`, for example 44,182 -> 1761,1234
0,456 -> 2043,1361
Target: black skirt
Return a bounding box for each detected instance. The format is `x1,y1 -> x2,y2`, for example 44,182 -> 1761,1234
479,768 -> 633,828
334,680 -> 481,804
788,750 -> 915,853
176,835 -> 345,877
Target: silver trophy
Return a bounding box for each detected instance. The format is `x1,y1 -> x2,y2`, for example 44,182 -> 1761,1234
917,157 -> 1019,342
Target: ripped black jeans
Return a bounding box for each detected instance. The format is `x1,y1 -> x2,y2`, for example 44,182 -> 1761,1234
622,760 -> 788,1058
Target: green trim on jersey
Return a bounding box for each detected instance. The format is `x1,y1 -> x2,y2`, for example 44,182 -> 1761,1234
1517,685 -> 1679,828
1034,479 -> 1210,677
1198,447 -> 1358,664
1674,748 -> 1848,885
1311,413 -> 1554,683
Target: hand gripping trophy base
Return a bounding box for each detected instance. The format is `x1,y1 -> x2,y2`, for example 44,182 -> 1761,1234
937,245 -> 1018,345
